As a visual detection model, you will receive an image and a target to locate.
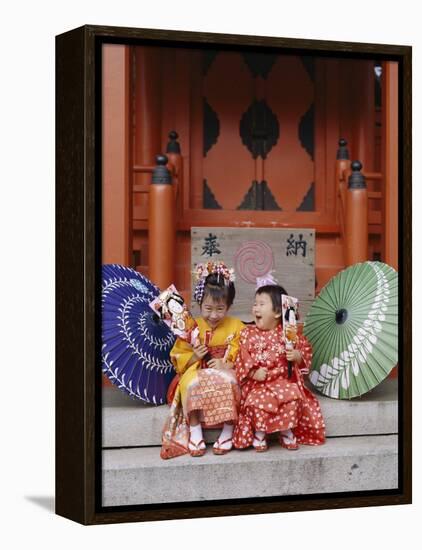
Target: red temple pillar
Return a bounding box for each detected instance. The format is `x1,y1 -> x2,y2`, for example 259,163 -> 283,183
149,156 -> 176,290
382,61 -> 399,271
133,47 -> 162,186
102,45 -> 132,265
345,162 -> 368,266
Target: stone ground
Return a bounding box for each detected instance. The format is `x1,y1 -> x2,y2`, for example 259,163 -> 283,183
102,378 -> 398,507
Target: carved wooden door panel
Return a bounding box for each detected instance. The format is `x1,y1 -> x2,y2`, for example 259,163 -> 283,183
201,51 -> 316,212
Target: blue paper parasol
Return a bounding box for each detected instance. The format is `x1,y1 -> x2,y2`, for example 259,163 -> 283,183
101,264 -> 176,404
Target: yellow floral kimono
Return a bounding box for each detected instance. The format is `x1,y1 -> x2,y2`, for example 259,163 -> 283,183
160,316 -> 244,459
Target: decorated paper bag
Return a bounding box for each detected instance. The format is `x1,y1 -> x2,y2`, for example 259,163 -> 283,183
281,294 -> 299,346
150,284 -> 199,344
281,294 -> 299,379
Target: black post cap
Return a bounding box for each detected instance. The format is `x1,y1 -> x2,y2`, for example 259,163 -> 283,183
348,160 -> 366,189
152,155 -> 172,184
166,130 -> 181,154
336,138 -> 350,160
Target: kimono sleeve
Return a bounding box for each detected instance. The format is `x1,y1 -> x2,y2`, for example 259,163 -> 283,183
169,338 -> 196,376
266,365 -> 284,382
234,329 -> 256,383
296,334 -> 313,375
225,319 -> 245,363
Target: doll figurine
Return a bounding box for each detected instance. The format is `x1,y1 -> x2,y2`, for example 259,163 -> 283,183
150,285 -> 199,344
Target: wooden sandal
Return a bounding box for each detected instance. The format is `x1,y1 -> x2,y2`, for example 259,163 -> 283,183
213,437 -> 233,455
252,433 -> 268,452
188,439 -> 206,457
280,434 -> 299,450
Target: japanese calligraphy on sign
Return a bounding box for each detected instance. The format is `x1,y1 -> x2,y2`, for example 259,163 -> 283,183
286,233 -> 307,257
201,233 -> 221,257
191,228 -> 315,322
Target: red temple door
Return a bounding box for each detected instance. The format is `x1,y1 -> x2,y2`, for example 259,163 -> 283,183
200,51 -> 316,214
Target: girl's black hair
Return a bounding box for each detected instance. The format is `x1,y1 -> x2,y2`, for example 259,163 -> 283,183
201,272 -> 236,307
155,291 -> 185,320
165,292 -> 184,306
255,284 -> 288,316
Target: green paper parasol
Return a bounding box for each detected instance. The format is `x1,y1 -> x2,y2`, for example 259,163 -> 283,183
304,261 -> 398,399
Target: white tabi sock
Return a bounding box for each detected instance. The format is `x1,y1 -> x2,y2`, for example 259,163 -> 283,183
280,428 -> 296,442
213,423 -> 234,450
189,424 -> 205,450
253,430 -> 267,448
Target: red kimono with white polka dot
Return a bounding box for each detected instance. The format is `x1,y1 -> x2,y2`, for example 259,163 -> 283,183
232,324 -> 326,449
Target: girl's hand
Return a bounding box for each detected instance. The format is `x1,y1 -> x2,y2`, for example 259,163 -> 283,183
192,343 -> 209,361
207,359 -> 233,370
253,367 -> 268,381
286,349 -> 302,363
207,358 -> 223,370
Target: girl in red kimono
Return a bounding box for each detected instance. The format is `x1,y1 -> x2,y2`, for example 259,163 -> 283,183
232,283 -> 325,451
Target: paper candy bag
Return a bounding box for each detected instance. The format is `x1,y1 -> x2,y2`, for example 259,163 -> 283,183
149,284 -> 199,344
281,294 -> 299,349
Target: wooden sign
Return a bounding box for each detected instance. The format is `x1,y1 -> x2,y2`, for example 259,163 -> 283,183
191,227 -> 315,322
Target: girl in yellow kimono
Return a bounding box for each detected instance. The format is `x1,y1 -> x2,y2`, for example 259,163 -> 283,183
160,262 -> 244,459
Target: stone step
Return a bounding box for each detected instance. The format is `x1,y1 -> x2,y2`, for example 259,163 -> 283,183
102,378 -> 398,448
102,434 -> 398,506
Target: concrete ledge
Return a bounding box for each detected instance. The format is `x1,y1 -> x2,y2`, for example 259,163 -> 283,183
102,434 -> 398,506
102,379 -> 398,448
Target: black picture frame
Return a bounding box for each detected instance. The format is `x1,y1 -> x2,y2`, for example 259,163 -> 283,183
56,24 -> 412,525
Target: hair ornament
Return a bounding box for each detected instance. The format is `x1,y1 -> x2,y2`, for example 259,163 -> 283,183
193,261 -> 235,304
255,270 -> 279,290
